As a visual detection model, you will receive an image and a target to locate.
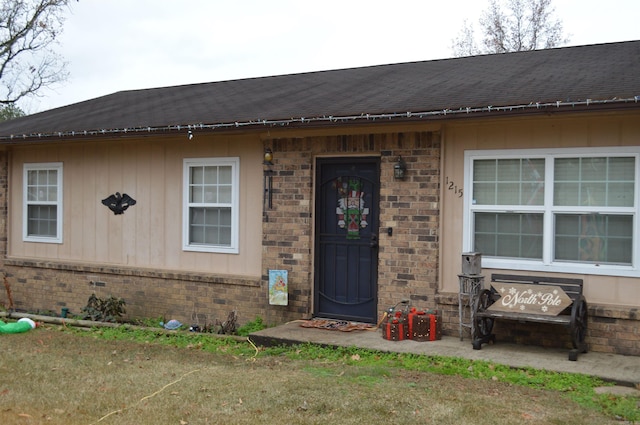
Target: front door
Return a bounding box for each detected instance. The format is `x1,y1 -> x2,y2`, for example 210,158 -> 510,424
314,157 -> 379,323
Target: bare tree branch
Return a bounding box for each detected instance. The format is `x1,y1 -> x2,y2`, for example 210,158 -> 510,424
0,0 -> 72,105
452,0 -> 569,57
451,19 -> 482,57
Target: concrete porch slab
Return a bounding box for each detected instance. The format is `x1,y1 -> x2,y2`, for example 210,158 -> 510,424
250,320 -> 640,390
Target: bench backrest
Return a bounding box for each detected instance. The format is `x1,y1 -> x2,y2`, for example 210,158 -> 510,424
491,273 -> 584,302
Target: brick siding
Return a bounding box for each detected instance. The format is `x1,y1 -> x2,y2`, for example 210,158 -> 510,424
261,131 -> 441,323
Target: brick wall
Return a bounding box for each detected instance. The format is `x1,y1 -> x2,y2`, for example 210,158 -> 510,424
261,131 -> 442,323
2,259 -> 263,328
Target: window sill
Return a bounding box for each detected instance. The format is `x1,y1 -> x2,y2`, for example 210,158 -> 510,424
482,258 -> 639,278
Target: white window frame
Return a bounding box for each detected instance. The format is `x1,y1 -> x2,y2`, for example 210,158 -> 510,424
182,157 -> 240,254
463,147 -> 640,277
23,162 -> 63,244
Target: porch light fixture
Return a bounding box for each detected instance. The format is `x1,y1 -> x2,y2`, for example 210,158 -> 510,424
264,147 -> 274,209
394,156 -> 407,180
264,147 -> 273,165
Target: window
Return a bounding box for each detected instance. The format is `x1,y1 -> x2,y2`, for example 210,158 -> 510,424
464,148 -> 639,276
23,163 -> 63,243
183,158 -> 239,253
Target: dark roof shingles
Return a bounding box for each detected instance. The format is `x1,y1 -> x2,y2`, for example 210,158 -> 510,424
1,40 -> 638,138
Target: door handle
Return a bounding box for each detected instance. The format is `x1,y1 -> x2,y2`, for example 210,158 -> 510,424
370,235 -> 378,248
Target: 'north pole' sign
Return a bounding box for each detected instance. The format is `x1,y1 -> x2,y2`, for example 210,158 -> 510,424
487,283 -> 572,316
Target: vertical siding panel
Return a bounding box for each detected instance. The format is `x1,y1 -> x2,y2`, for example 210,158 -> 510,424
9,149 -> 26,258
105,142 -> 124,264
148,141 -> 166,268
119,142 -> 138,266
163,141 -> 183,270
133,141 -> 151,267
65,144 -> 84,260
80,142 -> 97,261
93,143 -> 110,263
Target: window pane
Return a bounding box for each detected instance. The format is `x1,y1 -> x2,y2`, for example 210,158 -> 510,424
474,160 -> 495,180
555,157 -> 635,207
473,158 -> 544,205
472,183 -> 495,205
190,185 -> 203,203
191,166 -> 204,184
581,157 -> 607,180
581,183 -> 606,206
37,170 -> 47,185
48,185 -> 58,202
554,214 -> 632,265
189,207 -> 232,246
218,185 -> 232,203
27,205 -> 57,237
496,182 -> 521,204
189,165 -> 233,205
474,212 -> 543,259
203,166 -> 217,184
27,169 -> 58,202
204,186 -> 217,203
609,157 -> 635,180
608,183 -> 634,207
218,166 -> 232,184
553,182 -> 579,205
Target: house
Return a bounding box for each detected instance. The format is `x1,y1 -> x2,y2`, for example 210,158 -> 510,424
0,40 -> 638,355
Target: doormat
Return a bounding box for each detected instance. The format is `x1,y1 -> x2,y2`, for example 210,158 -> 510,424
299,319 -> 376,332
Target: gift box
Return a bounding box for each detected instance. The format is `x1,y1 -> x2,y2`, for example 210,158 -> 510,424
382,311 -> 410,341
382,320 -> 408,341
409,309 -> 442,341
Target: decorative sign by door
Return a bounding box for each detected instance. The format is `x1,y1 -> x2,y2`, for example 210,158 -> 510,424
487,283 -> 572,315
268,270 -> 288,306
335,177 -> 369,239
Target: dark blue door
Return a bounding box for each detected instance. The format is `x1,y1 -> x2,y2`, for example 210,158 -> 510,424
314,157 -> 379,323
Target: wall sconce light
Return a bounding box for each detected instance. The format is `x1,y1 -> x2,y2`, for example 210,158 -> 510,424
264,147 -> 274,209
264,147 -> 273,165
394,156 -> 407,180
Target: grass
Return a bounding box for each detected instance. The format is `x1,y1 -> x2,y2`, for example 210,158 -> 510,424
0,322 -> 637,424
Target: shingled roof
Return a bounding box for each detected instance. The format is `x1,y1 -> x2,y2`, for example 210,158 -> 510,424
0,40 -> 639,141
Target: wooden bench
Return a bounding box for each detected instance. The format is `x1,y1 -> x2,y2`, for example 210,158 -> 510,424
472,273 -> 588,361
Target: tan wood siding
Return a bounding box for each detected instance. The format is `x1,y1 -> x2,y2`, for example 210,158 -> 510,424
8,134 -> 263,277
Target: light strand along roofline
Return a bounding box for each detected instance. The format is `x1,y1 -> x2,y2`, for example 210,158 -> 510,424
1,96 -> 638,142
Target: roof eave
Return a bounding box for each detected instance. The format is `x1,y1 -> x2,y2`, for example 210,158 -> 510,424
1,96 -> 638,144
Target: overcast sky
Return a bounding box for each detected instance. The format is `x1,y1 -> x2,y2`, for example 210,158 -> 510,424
23,0 -> 640,113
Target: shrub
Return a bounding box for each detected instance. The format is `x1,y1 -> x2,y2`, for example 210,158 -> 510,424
81,293 -> 126,322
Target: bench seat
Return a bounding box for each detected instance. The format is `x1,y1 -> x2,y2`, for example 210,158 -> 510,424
472,273 -> 588,361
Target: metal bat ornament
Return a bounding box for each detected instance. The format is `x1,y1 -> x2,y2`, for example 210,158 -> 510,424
102,192 -> 137,215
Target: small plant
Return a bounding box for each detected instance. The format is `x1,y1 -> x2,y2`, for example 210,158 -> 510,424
131,316 -> 165,328
236,316 -> 266,336
81,293 -> 126,322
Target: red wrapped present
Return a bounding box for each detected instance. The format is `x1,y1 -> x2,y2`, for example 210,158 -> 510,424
382,311 -> 409,341
409,309 -> 442,341
382,320 -> 406,341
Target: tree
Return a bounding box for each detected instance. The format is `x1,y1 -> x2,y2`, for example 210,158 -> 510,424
0,0 -> 72,106
0,103 -> 25,121
451,0 -> 569,57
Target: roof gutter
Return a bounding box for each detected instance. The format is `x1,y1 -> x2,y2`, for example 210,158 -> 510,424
1,96 -> 638,143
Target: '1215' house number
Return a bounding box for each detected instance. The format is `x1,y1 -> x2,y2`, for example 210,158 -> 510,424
445,176 -> 463,198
